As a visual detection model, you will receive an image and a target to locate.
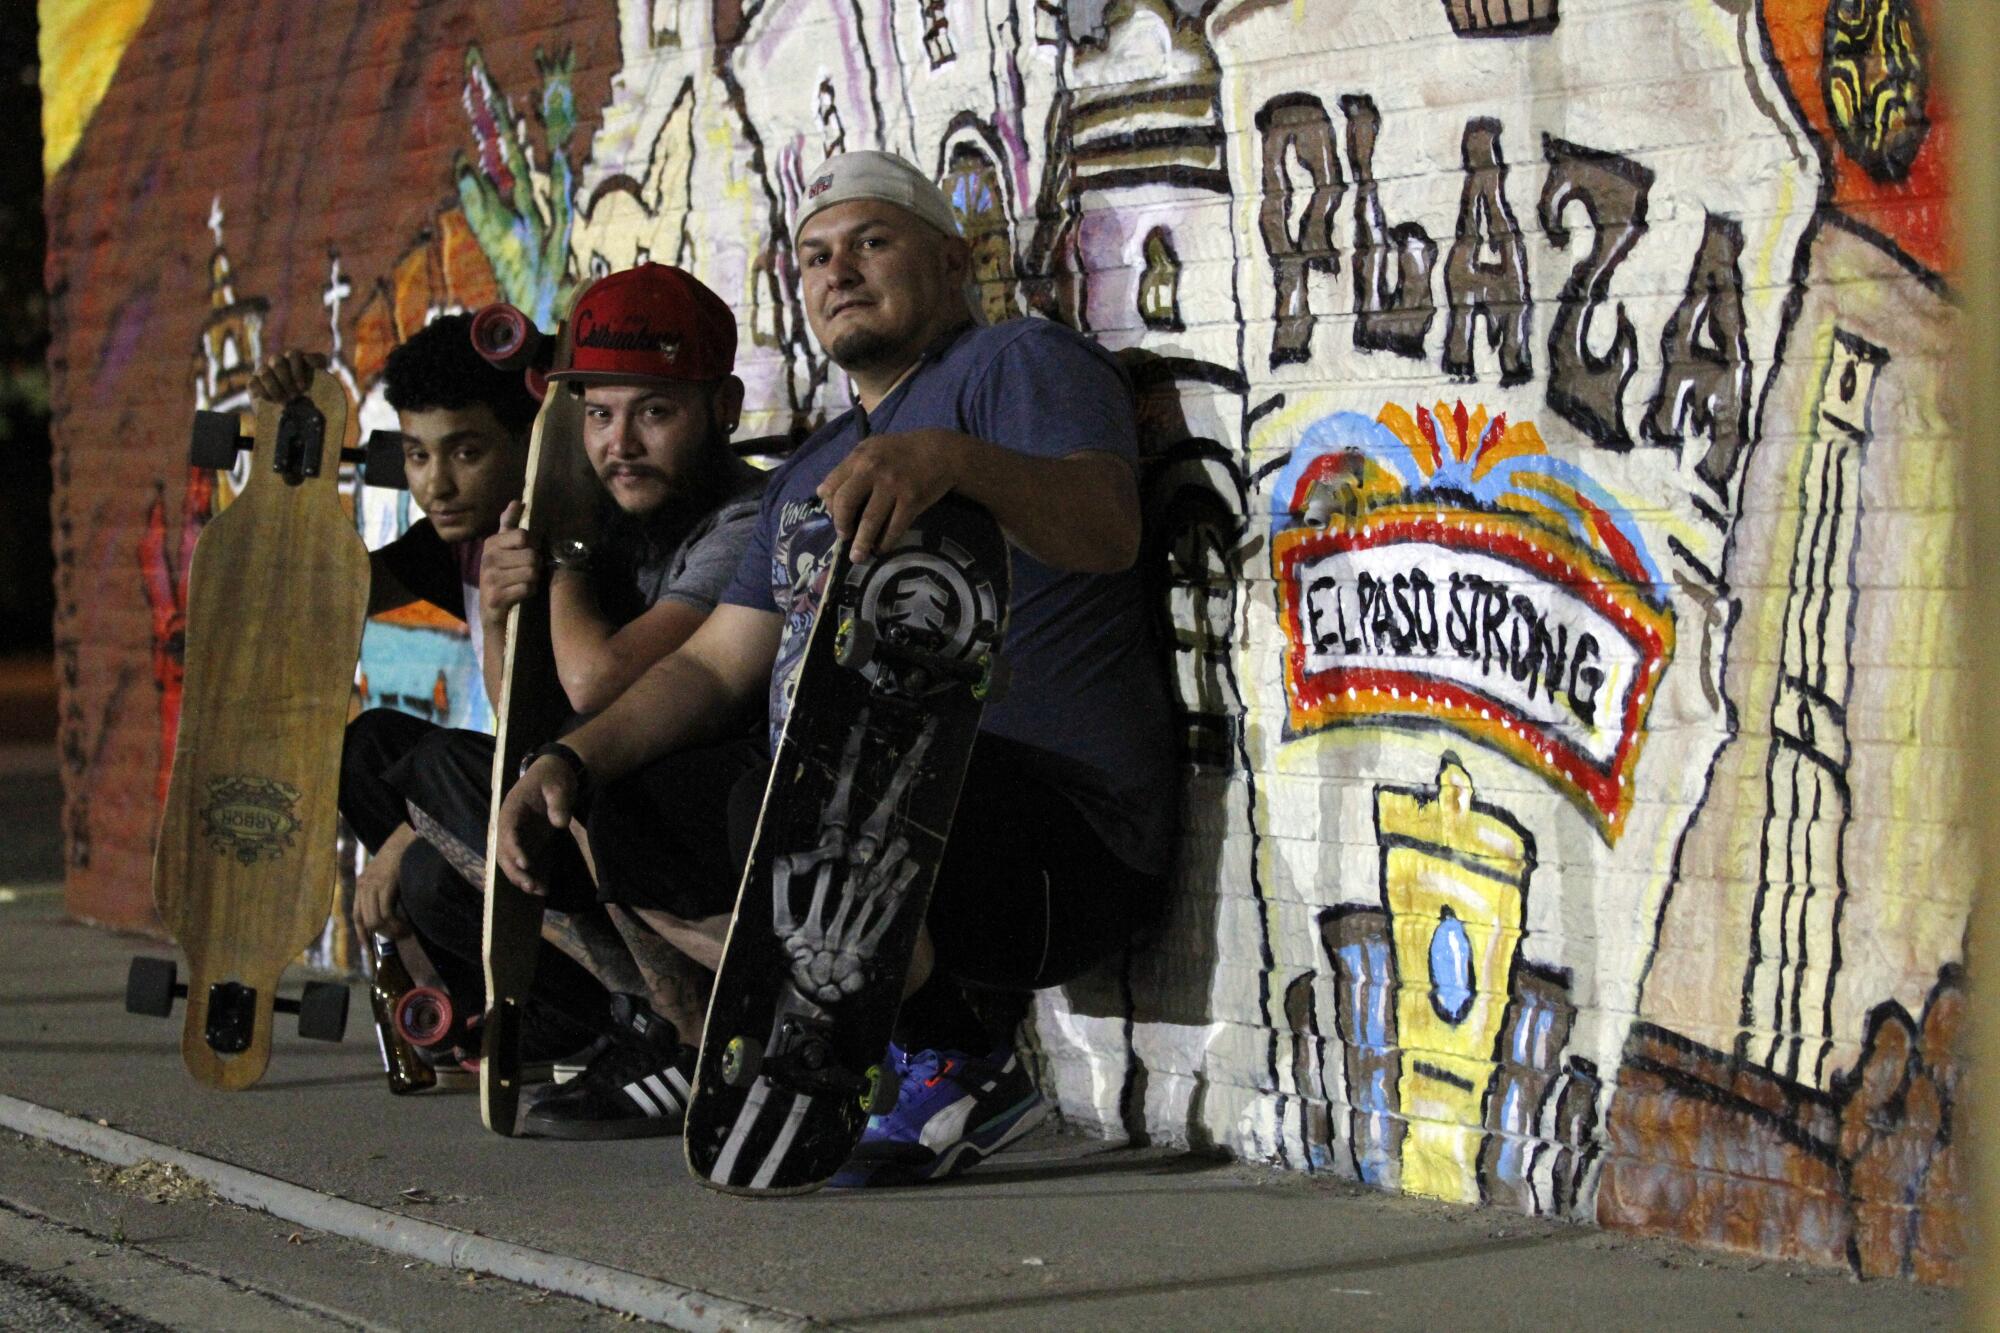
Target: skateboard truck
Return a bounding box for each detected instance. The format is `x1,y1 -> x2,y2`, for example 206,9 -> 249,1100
189,408 -> 407,490
720,1018 -> 899,1116
125,957 -> 350,1051
833,615 -> 1009,703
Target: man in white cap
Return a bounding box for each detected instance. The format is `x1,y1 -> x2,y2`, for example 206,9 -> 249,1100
500,149 -> 1176,1183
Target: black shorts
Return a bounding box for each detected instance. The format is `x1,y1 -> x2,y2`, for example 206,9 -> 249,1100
591,731 -> 1167,990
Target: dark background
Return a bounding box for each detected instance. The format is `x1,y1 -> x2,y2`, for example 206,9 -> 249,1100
1,3 -> 51,657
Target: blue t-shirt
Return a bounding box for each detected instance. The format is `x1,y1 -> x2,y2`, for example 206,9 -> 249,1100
720,319 -> 1176,875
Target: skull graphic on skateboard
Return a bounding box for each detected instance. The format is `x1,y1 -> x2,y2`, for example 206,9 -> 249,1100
686,496 -> 1009,1194
134,372 -> 405,1088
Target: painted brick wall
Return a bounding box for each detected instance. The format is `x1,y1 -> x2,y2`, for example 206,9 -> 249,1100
43,0 -> 1963,1280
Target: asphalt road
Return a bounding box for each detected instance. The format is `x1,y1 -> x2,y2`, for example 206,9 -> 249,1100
0,1129 -> 641,1330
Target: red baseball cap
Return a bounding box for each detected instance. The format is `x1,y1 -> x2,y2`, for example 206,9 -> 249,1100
548,263 -> 737,384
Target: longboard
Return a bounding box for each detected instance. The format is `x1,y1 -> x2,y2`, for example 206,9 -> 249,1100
477,286 -> 598,1134
685,497 -> 1009,1193
146,372 -> 371,1088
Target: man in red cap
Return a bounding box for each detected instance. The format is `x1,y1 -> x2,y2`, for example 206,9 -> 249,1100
305,264 -> 767,1099
500,152 -> 1176,1178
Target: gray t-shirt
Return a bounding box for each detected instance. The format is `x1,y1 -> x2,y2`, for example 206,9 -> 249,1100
595,456 -> 766,623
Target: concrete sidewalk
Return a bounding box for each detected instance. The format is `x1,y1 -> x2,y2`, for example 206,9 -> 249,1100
0,760 -> 1959,1330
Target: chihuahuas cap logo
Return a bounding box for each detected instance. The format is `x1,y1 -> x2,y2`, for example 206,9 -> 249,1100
199,774 -> 304,865
574,309 -> 684,360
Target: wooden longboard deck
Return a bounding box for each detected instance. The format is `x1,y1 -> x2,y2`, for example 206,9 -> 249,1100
686,498 -> 1009,1194
479,285 -> 597,1134
151,374 -> 370,1089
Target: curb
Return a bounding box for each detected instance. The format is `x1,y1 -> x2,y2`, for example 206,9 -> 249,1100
0,1093 -> 833,1332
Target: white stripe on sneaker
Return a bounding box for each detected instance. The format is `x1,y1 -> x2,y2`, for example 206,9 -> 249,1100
642,1073 -> 681,1113
712,1079 -> 771,1183
919,1098 -> 977,1153
623,1080 -> 662,1117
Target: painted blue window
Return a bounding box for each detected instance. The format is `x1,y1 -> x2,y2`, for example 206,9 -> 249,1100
1429,908 -> 1474,1023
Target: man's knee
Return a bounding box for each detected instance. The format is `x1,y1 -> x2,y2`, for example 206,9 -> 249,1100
343,708 -> 424,776
396,840 -> 481,952
340,708 -> 433,848
402,725 -> 493,794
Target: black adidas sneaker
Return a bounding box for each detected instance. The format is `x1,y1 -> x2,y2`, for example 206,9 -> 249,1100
521,994 -> 695,1140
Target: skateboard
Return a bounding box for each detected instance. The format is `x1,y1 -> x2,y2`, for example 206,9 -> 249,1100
685,497 -> 1010,1194
134,372 -> 404,1088
471,290 -> 600,1134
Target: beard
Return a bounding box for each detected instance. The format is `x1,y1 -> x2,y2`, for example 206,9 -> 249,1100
827,324 -> 911,376
595,415 -> 732,537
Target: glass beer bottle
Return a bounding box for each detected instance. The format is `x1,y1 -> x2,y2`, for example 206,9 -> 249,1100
367,936 -> 435,1094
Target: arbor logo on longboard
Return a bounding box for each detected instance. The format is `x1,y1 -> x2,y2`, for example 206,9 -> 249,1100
197,774 -> 304,864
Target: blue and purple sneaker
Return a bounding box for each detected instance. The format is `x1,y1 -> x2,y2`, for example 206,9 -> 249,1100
829,1043 -> 1049,1187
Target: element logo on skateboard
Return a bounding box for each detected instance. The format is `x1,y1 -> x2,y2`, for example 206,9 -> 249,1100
848,532 -> 1002,688
198,774 -> 304,865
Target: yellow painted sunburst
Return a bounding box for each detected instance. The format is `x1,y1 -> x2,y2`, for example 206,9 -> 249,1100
40,0 -> 158,178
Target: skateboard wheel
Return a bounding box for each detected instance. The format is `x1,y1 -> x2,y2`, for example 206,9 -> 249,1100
189,411 -> 247,469
469,303 -> 537,369
394,986 -> 455,1048
297,981 -> 350,1042
860,1062 -> 899,1116
973,654 -> 1010,703
721,1035 -> 763,1088
834,617 -> 876,670
125,957 -> 179,1018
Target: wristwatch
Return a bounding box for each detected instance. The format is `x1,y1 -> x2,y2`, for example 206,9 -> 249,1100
520,741 -> 593,819
550,537 -> 594,572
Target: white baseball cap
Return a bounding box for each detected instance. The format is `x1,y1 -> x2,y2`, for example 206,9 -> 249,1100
794,150 -> 963,243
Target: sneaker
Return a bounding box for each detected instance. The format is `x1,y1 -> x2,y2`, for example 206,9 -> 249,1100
552,1032 -> 614,1085
408,1009 -> 591,1090
828,1044 -> 1049,1187
412,1040 -> 480,1090
520,995 -> 695,1140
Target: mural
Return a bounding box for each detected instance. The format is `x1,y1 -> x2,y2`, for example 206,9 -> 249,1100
45,0 -> 1964,1281
1267,401 -> 1672,839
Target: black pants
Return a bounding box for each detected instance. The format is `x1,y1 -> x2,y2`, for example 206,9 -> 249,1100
339,708 -> 608,1035
587,732 -> 771,918
921,736 -> 1164,991
593,730 -> 1162,990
